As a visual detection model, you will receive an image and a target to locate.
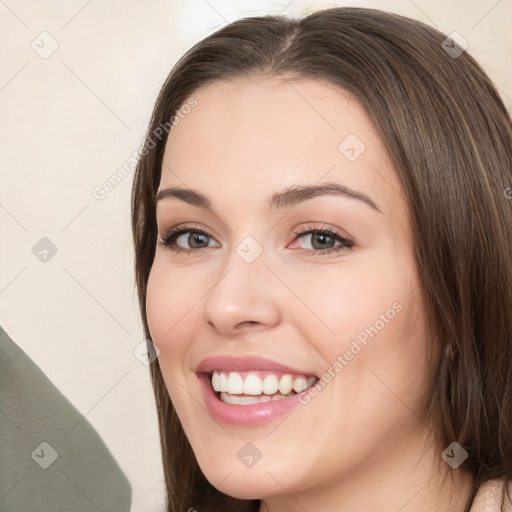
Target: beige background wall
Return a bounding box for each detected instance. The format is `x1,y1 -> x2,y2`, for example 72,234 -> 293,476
1,1 -> 510,511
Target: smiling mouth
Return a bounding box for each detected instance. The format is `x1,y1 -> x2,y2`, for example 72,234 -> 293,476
209,370 -> 319,405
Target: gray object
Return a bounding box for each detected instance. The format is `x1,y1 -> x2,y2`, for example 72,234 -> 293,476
0,326 -> 132,511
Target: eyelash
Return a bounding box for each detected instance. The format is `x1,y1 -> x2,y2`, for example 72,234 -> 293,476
158,223 -> 354,257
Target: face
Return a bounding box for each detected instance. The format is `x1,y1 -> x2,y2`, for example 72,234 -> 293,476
146,76 -> 433,506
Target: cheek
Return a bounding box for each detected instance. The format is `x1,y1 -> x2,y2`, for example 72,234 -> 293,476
145,261 -> 196,360
293,254 -> 427,383
289,264 -> 405,348
145,263 -> 201,418
316,266 -> 429,417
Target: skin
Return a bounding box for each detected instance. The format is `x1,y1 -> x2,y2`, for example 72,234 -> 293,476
146,76 -> 473,511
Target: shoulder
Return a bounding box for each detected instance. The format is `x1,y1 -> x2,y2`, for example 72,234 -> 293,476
471,478 -> 512,512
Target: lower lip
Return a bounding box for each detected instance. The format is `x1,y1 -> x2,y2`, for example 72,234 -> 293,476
198,374 -> 313,427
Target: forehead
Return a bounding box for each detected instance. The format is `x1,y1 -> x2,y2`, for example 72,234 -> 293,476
160,76 -> 405,218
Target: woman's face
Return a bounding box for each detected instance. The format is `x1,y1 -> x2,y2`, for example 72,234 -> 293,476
146,76 -> 434,506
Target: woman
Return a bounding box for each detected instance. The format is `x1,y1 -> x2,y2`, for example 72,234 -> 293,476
131,7 -> 512,512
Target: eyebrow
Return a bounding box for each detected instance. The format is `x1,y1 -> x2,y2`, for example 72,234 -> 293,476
155,182 -> 381,213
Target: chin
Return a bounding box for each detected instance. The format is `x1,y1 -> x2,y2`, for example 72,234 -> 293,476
193,453 -> 291,500
206,471 -> 276,501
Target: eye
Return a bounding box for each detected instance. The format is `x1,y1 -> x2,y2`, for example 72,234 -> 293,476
159,223 -> 217,255
158,223 -> 354,256
290,223 -> 354,256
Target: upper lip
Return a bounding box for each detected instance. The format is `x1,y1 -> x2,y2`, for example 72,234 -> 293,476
196,355 -> 318,377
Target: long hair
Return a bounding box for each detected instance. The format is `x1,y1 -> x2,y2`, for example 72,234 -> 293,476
131,7 -> 512,511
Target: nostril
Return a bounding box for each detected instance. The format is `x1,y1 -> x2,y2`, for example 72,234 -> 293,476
237,321 -> 259,329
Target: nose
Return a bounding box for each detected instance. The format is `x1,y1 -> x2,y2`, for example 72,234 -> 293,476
201,248 -> 282,336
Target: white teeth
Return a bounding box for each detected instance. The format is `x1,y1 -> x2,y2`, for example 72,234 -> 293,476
212,372 -> 220,391
211,371 -> 317,396
219,372 -> 228,392
306,376 -> 317,388
220,393 -> 272,405
243,374 -> 263,395
262,375 -> 279,395
278,374 -> 293,395
272,392 -> 296,401
220,392 -> 295,405
227,372 -> 244,394
293,376 -> 308,393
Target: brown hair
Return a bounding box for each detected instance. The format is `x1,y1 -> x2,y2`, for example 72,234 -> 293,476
131,7 -> 512,512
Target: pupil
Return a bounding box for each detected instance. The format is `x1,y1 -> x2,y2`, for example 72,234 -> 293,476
312,233 -> 333,249
190,233 -> 207,248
